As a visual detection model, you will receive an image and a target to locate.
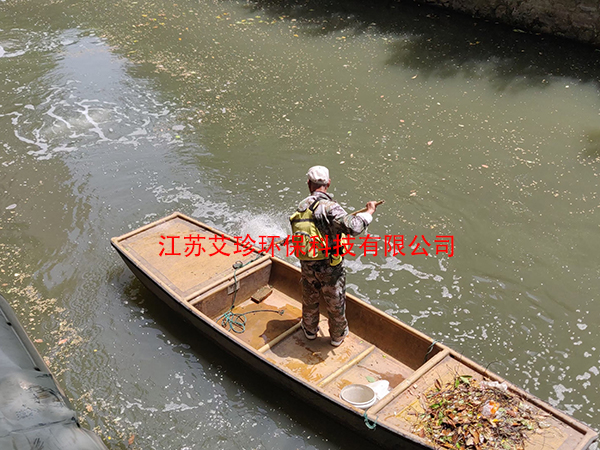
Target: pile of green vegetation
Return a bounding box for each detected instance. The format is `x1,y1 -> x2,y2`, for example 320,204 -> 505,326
413,375 -> 543,450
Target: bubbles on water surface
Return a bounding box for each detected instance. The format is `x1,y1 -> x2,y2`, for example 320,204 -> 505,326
237,213 -> 289,242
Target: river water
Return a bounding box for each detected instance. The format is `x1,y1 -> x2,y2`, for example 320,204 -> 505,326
1,0 -> 599,448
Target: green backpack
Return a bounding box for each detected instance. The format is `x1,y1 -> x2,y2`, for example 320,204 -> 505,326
289,200 -> 342,266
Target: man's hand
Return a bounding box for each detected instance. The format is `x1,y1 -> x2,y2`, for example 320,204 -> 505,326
366,201 -> 379,215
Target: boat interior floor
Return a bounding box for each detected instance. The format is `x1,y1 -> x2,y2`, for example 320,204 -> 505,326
212,288 -> 414,397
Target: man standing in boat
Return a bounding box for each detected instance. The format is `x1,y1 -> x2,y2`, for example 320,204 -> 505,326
290,165 -> 379,347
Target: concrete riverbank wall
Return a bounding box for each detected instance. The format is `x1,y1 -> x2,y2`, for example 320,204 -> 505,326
417,0 -> 600,46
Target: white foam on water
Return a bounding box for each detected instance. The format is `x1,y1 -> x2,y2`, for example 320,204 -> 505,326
1,33 -> 190,161
163,402 -> 197,412
124,400 -> 158,413
380,256 -> 443,282
0,44 -> 26,58
237,213 -> 289,242
157,185 -> 291,254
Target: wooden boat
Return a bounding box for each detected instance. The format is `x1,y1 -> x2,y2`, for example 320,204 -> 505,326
111,212 -> 598,450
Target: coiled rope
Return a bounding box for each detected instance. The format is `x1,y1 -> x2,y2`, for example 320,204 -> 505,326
218,257 -> 283,334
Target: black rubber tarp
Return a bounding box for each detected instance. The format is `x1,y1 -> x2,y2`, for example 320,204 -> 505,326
0,293 -> 108,450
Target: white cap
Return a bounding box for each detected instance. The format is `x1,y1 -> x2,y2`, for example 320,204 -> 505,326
307,165 -> 330,185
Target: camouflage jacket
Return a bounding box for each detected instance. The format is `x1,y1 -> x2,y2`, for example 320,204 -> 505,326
295,191 -> 372,245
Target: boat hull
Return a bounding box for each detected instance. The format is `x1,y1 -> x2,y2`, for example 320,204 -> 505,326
115,248 -> 427,449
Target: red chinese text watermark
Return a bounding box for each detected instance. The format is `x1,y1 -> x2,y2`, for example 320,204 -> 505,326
158,234 -> 454,258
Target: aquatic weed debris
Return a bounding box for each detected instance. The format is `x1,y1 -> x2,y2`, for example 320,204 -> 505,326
413,375 -> 547,449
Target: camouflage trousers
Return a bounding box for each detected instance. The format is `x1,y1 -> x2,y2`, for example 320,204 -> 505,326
300,259 -> 348,341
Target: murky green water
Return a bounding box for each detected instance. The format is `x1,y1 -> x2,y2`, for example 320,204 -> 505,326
1,0 -> 600,448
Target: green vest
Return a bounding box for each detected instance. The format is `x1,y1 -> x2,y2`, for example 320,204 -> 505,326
289,200 -> 342,266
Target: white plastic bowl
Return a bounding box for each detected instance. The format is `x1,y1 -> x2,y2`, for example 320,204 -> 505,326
340,384 -> 376,409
